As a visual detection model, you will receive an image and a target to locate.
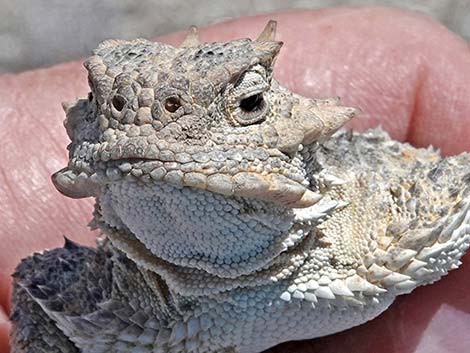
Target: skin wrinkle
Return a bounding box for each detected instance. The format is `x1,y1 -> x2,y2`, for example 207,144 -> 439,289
405,62 -> 429,144
0,168 -> 23,229
1,7 -> 470,353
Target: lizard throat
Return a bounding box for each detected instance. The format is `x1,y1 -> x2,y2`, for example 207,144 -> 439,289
96,180 -> 313,278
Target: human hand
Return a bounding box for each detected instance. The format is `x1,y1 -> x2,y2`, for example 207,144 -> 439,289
1,6 -> 469,353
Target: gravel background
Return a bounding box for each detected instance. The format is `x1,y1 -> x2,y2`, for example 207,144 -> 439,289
1,0 -> 469,73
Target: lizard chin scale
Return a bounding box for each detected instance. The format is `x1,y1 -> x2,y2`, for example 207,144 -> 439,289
98,180 -> 297,278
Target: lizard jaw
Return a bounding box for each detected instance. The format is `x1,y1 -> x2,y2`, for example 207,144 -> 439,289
52,164 -> 323,209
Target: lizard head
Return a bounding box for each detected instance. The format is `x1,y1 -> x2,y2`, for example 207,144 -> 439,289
53,21 -> 357,209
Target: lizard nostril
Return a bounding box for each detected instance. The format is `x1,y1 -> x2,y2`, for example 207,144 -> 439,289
112,95 -> 126,111
164,96 -> 182,113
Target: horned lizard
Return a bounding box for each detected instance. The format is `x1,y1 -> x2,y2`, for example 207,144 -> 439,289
10,21 -> 470,353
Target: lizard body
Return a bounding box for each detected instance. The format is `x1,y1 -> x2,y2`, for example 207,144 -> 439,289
10,21 -> 470,353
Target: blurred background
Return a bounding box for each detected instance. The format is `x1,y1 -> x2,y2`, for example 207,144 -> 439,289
1,0 -> 470,73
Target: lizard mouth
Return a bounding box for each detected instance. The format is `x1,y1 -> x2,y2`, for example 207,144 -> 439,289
103,155 -> 323,208
53,136 -> 323,208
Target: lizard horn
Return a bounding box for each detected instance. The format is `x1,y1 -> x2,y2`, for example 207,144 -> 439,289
271,97 -> 358,155
180,25 -> 200,47
256,20 -> 277,41
301,99 -> 358,144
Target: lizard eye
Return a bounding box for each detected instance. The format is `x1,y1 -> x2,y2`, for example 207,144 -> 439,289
234,92 -> 268,125
164,96 -> 182,113
230,68 -> 269,125
240,93 -> 264,113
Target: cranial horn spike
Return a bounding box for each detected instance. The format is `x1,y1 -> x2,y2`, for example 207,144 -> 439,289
257,20 -> 277,41
180,25 -> 200,47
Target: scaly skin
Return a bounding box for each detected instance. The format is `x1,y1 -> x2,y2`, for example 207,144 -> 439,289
10,22 -> 470,353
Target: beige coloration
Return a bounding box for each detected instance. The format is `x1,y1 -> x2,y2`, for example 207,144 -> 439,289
10,22 -> 470,353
